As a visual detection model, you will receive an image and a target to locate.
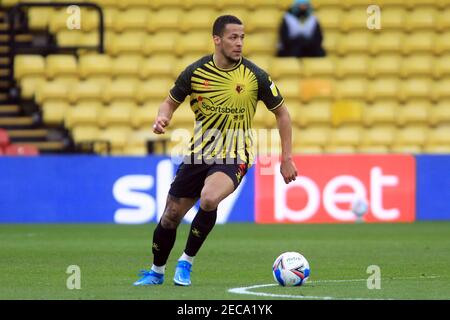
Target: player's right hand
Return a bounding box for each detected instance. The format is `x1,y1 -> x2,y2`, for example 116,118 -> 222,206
153,116 -> 170,134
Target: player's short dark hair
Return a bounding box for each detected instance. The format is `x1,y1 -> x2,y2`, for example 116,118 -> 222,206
212,15 -> 243,37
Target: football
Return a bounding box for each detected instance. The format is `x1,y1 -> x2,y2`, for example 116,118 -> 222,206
272,252 -> 310,286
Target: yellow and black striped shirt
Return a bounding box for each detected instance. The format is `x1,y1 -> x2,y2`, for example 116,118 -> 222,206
169,54 -> 284,165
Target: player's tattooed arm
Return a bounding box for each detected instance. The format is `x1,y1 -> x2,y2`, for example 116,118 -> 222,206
153,96 -> 181,134
272,103 -> 298,184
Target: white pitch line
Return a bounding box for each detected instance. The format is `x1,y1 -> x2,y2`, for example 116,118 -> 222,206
228,275 -> 440,300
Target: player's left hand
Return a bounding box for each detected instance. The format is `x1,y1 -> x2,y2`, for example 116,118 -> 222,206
280,158 -> 298,184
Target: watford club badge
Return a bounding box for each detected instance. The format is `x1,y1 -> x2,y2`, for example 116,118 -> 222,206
235,84 -> 244,94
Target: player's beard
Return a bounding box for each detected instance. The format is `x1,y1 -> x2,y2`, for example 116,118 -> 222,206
221,48 -> 240,65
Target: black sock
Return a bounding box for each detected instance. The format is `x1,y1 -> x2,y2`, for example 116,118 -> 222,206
184,207 -> 217,257
152,222 -> 177,267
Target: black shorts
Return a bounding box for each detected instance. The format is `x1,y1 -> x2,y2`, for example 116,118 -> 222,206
168,162 -> 249,199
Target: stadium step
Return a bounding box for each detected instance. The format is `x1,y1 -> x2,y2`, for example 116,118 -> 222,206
0,104 -> 20,116
7,129 -> 50,142
24,141 -> 67,153
0,115 -> 35,128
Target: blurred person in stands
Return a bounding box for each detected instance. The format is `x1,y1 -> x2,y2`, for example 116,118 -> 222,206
276,0 -> 326,58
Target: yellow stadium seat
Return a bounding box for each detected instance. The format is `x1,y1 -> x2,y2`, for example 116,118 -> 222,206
404,0 -> 436,7
79,10 -> 101,32
113,8 -> 150,32
363,101 -> 397,126
185,0 -> 220,9
103,79 -> 138,104
306,0 -> 341,8
48,9 -> 70,33
368,54 -> 401,78
179,8 -> 217,32
246,8 -> 282,33
103,8 -> 119,30
424,126 -> 450,153
436,8 -> 450,32
91,0 -> 119,8
269,58 -> 302,80
316,7 -> 342,30
131,104 -> 159,128
71,125 -> 100,144
331,100 -> 363,126
45,55 -> 78,79
111,55 -> 142,79
405,7 -> 436,32
146,8 -> 182,32
253,102 -> 268,127
433,56 -> 450,79
217,0 -> 249,9
322,31 -> 340,54
139,55 -> 175,79
245,32 -> 277,55
137,78 -> 174,104
379,7 -> 406,30
434,32 -> 450,56
56,30 -> 85,47
246,0 -> 278,9
14,55 -> 45,80
297,101 -> 331,127
392,125 -> 428,153
367,78 -> 400,102
326,125 -> 362,153
28,7 -> 53,30
337,31 -> 372,55
218,7 -> 248,23
150,0 -> 183,9
143,32 -> 179,56
299,78 -> 334,102
397,101 -> 430,126
98,103 -> 134,128
399,78 -> 432,102
69,80 -> 105,104
107,31 -> 146,56
172,54 -> 204,78
432,79 -> 450,102
36,81 -> 69,105
340,7 -> 368,32
370,31 -> 403,55
301,57 -> 336,77
117,0 -> 150,10
19,76 -> 45,99
79,54 -> 112,79
275,79 -> 300,100
170,103 -> 195,127
335,78 -> 368,100
294,126 -> 330,151
65,102 -> 101,129
246,55 -> 272,74
359,125 -> 396,152
174,32 -> 214,57
400,55 -> 433,78
336,55 -> 369,78
42,101 -> 71,125
430,102 -> 450,126
402,32 -> 435,55
98,126 -> 132,150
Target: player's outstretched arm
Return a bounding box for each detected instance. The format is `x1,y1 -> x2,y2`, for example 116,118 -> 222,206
272,103 -> 298,184
153,96 -> 181,134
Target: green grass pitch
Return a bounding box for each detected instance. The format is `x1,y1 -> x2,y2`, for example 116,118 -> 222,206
0,222 -> 449,300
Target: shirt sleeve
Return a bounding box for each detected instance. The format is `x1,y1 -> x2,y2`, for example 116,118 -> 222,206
257,71 -> 284,111
169,65 -> 193,104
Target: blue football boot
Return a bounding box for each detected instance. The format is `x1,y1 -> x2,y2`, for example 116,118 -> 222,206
133,269 -> 164,286
173,260 -> 192,286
